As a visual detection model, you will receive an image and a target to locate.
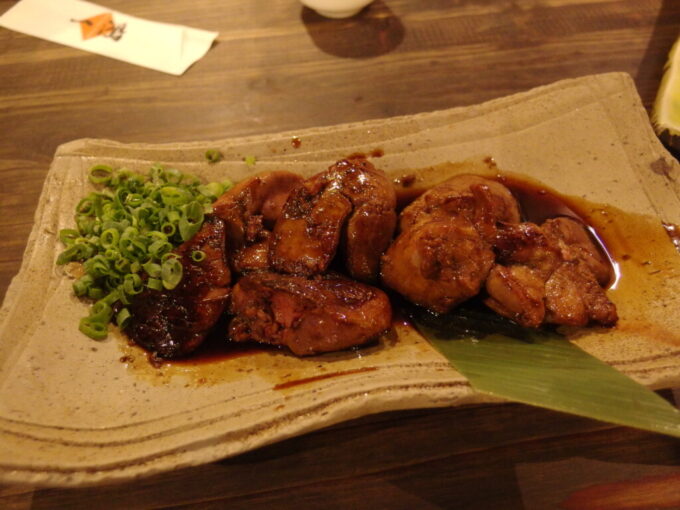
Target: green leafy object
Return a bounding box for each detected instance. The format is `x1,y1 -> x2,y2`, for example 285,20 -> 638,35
57,163 -> 231,341
161,256 -> 183,290
78,317 -> 108,340
411,306 -> 680,438
205,149 -> 223,163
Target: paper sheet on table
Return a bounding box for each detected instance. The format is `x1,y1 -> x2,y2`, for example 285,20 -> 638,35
0,0 -> 218,75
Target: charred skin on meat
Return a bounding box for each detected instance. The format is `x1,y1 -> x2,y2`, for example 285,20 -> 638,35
270,157 -> 397,282
486,217 -> 617,327
126,215 -> 231,359
382,174 -> 617,328
229,272 -> 392,356
381,174 -> 520,314
212,171 -> 303,274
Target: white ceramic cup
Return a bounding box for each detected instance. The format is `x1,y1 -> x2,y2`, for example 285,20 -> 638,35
300,0 -> 374,18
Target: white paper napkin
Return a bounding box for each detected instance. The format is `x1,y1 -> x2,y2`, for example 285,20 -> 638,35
0,0 -> 218,75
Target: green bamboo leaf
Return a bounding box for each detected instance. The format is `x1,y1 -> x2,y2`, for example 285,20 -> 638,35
411,306 -> 680,438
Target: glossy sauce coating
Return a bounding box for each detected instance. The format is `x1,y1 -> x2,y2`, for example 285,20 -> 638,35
124,165 -> 680,384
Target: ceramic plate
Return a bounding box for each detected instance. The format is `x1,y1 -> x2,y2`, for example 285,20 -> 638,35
1,72 -> 679,487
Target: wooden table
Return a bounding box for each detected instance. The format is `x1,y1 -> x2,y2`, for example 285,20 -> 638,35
1,0 -> 679,507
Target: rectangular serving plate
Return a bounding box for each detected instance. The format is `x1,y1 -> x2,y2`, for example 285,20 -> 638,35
0,72 -> 679,487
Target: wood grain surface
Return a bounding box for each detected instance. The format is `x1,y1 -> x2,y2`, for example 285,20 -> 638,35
1,0 -> 679,508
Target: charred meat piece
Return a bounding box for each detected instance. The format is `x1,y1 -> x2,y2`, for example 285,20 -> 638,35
229,272 -> 392,356
335,158 -> 398,282
270,157 -> 397,282
543,259 -> 618,326
398,174 -> 521,241
485,219 -> 617,328
492,221 -> 562,279
269,184 -> 352,276
212,171 -> 303,274
380,174 -> 517,313
381,217 -> 495,313
485,264 -> 546,328
126,215 -> 231,358
542,216 -> 612,286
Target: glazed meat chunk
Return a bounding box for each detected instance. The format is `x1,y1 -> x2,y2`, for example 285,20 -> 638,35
337,158 -> 398,281
485,218 -> 617,328
543,259 -> 618,326
229,272 -> 392,355
127,215 -> 231,358
381,217 -> 495,313
270,157 -> 397,282
484,264 -> 546,328
399,174 -> 521,241
269,183 -> 352,276
542,216 -> 612,286
381,174 -> 519,313
212,171 -> 303,274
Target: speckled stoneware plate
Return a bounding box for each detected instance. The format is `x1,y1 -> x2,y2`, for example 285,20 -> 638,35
1,72 -> 679,487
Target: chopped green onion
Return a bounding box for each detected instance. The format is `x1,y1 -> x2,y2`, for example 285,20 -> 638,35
73,275 -> 94,297
105,273 -> 123,290
205,149 -> 223,163
164,167 -> 183,184
162,252 -> 181,262
148,240 -> 172,259
56,244 -> 84,265
59,229 -> 80,246
87,287 -> 105,300
99,228 -> 120,248
102,290 -> 120,305
90,300 -> 113,323
197,182 -> 225,199
79,317 -> 108,340
114,257 -> 130,273
160,186 -> 191,206
88,164 -> 114,185
116,308 -> 132,329
57,163 -> 233,341
244,155 -> 257,167
179,201 -> 204,241
76,196 -> 96,216
161,257 -> 183,290
125,193 -> 144,208
147,277 -> 163,291
123,273 -> 143,296
161,222 -> 176,236
148,231 -> 168,243
83,254 -> 110,278
191,250 -> 206,262
76,215 -> 97,235
142,261 -> 162,278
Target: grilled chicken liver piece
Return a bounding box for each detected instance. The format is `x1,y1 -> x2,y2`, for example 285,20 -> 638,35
270,157 -> 397,282
212,171 -> 303,274
381,174 -> 518,313
126,215 -> 231,358
381,217 -> 495,314
398,174 -> 521,241
485,220 -> 617,327
229,272 -> 392,356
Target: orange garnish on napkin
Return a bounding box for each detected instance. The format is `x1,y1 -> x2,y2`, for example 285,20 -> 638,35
76,13 -> 114,40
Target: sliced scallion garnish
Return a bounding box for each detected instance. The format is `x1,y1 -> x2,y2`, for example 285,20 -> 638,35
57,164 -> 233,340
205,149 -> 223,163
